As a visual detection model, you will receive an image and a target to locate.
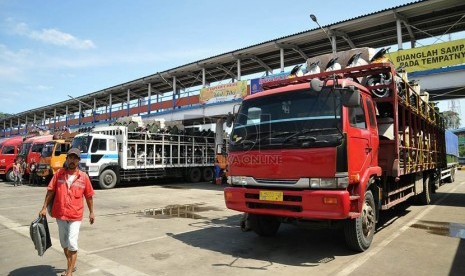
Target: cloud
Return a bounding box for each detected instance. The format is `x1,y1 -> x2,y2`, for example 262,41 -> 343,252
13,22 -> 96,50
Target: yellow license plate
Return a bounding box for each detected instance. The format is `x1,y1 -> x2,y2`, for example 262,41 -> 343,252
259,191 -> 283,201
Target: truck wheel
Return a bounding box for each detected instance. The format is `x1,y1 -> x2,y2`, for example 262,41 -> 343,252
6,169 -> 15,182
344,190 -> 376,252
99,169 -> 117,189
248,214 -> 280,237
202,167 -> 214,182
417,175 -> 432,205
187,168 -> 201,183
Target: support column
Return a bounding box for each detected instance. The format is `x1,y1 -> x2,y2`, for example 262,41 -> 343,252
3,121 -> 5,137
109,94 -> 112,120
202,68 -> 206,87
17,117 -> 20,134
215,119 -> 224,154
147,83 -> 152,115
43,111 -> 46,127
280,48 -> 285,72
156,94 -> 159,113
34,114 -> 37,127
10,119 -> 12,136
65,105 -> 69,127
396,19 -> 403,50
93,98 -> 97,123
172,76 -> 177,109
237,59 -> 241,81
54,108 -> 57,130
331,34 -> 337,54
78,103 -> 82,125
127,89 -> 131,116
25,117 -> 28,133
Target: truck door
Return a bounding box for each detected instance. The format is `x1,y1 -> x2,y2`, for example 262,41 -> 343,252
365,97 -> 379,167
347,96 -> 373,176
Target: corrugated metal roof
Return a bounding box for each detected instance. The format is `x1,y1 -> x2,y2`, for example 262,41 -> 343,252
3,0 -> 465,126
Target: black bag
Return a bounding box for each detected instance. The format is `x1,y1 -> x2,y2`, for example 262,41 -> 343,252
29,216 -> 52,256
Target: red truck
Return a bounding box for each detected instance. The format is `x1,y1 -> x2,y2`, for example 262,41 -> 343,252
224,53 -> 453,251
18,134 -> 54,175
0,136 -> 24,182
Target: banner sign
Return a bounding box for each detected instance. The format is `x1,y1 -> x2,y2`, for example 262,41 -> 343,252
250,72 -> 289,94
389,38 -> 465,72
200,80 -> 247,104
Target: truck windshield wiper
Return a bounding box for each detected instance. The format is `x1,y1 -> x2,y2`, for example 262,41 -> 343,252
282,128 -> 336,143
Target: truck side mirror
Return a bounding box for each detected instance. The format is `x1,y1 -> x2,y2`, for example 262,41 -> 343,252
340,86 -> 361,107
226,112 -> 234,128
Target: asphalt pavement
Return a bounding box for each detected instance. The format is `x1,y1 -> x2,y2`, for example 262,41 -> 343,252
0,175 -> 464,276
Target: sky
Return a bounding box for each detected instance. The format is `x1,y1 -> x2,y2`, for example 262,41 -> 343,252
1,0 -> 464,123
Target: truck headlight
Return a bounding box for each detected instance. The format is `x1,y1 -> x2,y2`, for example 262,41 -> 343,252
310,177 -> 349,189
229,176 -> 248,185
88,166 -> 99,173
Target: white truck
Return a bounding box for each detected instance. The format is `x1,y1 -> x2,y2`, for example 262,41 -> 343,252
71,125 -> 217,189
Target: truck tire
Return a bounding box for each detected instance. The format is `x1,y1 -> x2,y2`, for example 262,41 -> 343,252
6,169 -> 15,182
99,169 -> 117,189
344,190 -> 376,252
417,175 -> 432,205
187,168 -> 201,183
202,167 -> 214,182
248,214 -> 280,237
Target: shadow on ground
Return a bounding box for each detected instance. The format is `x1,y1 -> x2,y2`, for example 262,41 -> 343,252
168,214 -> 355,270
8,265 -> 63,276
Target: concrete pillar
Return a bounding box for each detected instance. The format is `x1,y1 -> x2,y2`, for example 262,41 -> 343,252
396,19 -> 403,50
147,83 -> 152,114
202,68 -> 206,87
78,102 -> 82,125
172,76 -> 177,109
65,105 -> 69,127
93,98 -> 97,122
215,119 -> 225,154
237,59 -> 241,81
280,48 -> 285,72
109,94 -> 112,120
127,89 -> 131,116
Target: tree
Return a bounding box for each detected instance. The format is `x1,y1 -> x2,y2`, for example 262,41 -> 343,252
442,110 -> 461,129
0,112 -> 12,120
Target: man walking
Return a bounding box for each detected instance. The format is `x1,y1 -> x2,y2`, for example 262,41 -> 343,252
39,148 -> 95,276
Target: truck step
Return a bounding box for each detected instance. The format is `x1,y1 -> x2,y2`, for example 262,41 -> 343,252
349,195 -> 360,201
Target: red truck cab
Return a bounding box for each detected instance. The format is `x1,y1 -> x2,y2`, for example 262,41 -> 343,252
0,136 -> 24,182
18,135 -> 54,175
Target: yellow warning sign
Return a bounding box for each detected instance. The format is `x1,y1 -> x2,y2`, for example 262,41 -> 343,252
389,38 -> 465,72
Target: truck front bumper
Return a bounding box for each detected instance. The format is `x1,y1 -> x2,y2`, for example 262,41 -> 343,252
224,187 -> 351,220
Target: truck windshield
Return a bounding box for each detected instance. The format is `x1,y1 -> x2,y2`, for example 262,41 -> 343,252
20,142 -> 32,156
230,88 -> 342,151
41,142 -> 56,158
71,136 -> 92,153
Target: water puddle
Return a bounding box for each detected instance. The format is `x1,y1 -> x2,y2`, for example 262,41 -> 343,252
142,203 -> 221,220
411,220 -> 465,239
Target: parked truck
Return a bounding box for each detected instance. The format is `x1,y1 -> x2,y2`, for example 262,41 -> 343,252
224,48 -> 456,251
18,134 -> 54,175
36,138 -> 72,183
71,124 -> 217,189
0,136 -> 24,182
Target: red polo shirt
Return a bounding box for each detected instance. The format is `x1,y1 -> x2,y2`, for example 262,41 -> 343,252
47,168 -> 95,221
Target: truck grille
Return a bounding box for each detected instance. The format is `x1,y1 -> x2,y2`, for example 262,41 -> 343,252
246,202 -> 302,212
254,178 -> 298,185
245,192 -> 303,212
